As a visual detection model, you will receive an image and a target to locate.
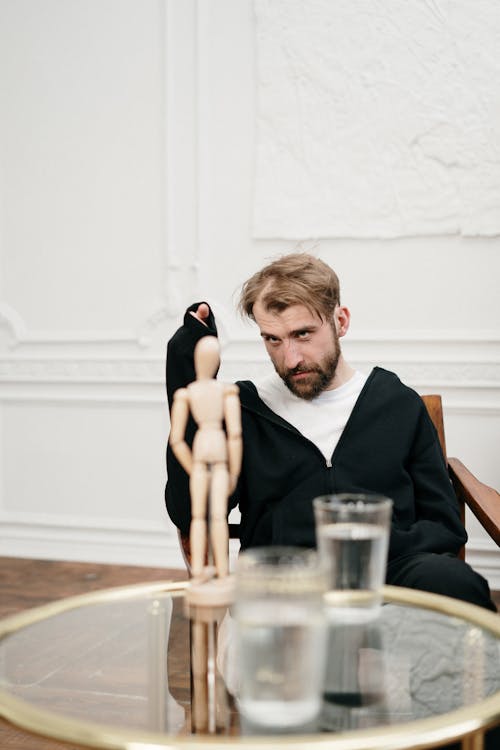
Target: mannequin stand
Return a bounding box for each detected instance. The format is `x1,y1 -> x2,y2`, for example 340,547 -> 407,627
185,573 -> 235,733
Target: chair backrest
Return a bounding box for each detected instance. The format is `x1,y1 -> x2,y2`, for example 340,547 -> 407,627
421,394 -> 467,559
421,394 -> 447,458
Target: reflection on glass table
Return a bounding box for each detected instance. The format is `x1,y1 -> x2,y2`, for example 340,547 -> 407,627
0,581 -> 499,749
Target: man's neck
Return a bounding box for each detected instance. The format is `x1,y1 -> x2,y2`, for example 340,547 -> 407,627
325,355 -> 355,391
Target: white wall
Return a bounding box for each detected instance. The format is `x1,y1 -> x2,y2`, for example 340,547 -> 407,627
0,0 -> 499,587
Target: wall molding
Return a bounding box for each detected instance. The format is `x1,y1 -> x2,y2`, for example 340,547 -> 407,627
162,0 -> 202,311
0,332 -> 499,407
0,1 -> 197,351
0,301 -> 176,351
0,331 -> 498,371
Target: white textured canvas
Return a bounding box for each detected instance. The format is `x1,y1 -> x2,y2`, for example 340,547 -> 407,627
253,0 -> 500,238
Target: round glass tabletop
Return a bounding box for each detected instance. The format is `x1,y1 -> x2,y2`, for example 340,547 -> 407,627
0,581 -> 499,749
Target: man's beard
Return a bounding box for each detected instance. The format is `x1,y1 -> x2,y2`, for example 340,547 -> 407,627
276,337 -> 341,401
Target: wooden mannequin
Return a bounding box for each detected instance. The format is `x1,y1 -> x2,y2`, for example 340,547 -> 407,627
169,335 -> 242,581
169,335 -> 242,733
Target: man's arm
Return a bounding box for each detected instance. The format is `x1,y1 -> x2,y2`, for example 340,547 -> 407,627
166,302 -> 217,408
165,303 -> 218,534
389,404 -> 467,560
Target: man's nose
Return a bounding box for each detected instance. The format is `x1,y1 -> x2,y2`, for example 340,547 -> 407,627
283,340 -> 304,369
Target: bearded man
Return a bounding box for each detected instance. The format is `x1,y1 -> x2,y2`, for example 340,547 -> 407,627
165,253 -> 495,611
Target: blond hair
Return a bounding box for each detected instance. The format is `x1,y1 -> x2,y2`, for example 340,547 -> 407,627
238,253 -> 340,321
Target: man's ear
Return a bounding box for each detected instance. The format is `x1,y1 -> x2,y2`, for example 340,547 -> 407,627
335,306 -> 351,338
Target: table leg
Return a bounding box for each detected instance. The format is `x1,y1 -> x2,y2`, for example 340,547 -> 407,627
462,731 -> 484,750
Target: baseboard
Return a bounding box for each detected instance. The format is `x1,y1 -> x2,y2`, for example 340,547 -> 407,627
465,542 -> 500,591
0,512 -> 186,570
1,512 -> 498,589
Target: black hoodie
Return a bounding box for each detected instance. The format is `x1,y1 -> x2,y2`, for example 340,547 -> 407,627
165,304 -> 467,563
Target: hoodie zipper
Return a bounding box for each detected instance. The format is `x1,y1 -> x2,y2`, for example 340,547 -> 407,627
238,369 -> 377,475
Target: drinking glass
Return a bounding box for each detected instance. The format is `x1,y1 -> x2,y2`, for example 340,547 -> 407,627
313,494 -> 392,622
233,546 -> 327,729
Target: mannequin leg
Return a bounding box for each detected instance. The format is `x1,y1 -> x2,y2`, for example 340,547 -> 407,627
189,462 -> 209,577
209,463 -> 229,578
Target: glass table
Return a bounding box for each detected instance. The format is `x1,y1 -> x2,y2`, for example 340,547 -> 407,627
0,580 -> 499,749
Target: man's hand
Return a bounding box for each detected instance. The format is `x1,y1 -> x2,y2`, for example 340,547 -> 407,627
189,302 -> 210,327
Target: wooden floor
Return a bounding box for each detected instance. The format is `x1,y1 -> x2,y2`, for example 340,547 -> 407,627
0,556 -> 498,750
0,557 -> 188,750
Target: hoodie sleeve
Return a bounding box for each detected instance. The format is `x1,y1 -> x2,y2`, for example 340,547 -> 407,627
166,302 -> 218,408
164,303 -> 218,534
388,403 -> 468,559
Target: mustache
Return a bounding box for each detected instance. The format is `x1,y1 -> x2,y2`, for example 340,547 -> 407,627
286,364 -> 322,377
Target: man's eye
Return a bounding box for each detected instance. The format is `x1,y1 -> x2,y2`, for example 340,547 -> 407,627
297,331 -> 310,339
265,336 -> 280,344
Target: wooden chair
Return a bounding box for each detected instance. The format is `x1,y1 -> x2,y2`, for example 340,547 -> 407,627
421,395 -> 500,557
178,395 -> 500,569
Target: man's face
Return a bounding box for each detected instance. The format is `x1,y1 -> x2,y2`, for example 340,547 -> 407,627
252,302 -> 342,400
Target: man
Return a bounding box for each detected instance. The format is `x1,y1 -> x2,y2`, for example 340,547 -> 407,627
166,253 -> 495,611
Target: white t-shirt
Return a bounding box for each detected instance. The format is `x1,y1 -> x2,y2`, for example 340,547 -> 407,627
255,370 -> 368,467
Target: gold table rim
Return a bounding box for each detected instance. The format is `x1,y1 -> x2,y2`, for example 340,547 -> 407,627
0,580 -> 499,750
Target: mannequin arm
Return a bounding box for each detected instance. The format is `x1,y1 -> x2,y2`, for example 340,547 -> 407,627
169,389 -> 193,476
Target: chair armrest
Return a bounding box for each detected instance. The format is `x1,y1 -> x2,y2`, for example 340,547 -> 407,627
448,457 -> 500,547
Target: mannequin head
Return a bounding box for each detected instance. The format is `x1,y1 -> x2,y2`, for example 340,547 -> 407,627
194,336 -> 220,380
